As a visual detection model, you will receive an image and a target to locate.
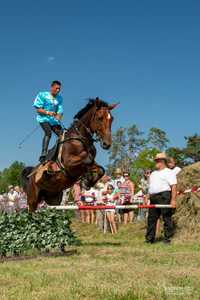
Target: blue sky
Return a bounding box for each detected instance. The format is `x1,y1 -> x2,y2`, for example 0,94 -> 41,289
1,0 -> 200,169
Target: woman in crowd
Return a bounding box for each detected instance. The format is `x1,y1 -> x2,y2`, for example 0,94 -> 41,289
105,184 -> 119,234
72,182 -> 85,222
120,172 -> 135,224
82,187 -> 97,224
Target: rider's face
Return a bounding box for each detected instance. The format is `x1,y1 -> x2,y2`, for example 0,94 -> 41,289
51,84 -> 61,96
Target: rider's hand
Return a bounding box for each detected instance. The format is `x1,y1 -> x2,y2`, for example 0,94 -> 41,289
47,111 -> 56,117
55,114 -> 62,120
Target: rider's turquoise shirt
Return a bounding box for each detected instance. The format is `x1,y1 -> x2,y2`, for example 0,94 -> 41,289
33,91 -> 64,126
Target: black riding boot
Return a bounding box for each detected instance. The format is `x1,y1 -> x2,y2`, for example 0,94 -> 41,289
39,136 -> 50,163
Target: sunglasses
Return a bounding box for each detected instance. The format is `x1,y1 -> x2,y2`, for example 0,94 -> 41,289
155,159 -> 165,163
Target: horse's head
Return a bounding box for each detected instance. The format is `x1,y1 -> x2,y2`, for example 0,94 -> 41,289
90,97 -> 118,150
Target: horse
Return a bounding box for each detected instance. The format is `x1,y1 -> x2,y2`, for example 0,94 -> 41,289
21,97 -> 117,212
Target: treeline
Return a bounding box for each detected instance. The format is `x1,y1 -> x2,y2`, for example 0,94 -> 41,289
0,161 -> 25,193
107,125 -> 200,182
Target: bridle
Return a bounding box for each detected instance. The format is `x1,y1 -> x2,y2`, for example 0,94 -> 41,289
73,105 -> 110,144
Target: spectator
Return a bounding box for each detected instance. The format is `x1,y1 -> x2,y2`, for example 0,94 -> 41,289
113,168 -> 125,189
72,182 -> 85,222
105,184 -> 118,234
0,194 -> 5,211
72,182 -> 81,204
102,175 -> 113,189
7,185 -> 18,212
120,172 -> 135,224
167,157 -> 182,176
140,170 -> 151,198
115,180 -> 127,223
82,187 -> 97,224
18,188 -> 27,210
13,186 -> 22,211
137,170 -> 152,221
145,152 -> 177,244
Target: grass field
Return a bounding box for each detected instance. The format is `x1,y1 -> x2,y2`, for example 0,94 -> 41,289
0,220 -> 200,300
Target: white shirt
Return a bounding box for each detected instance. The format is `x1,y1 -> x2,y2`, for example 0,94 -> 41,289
171,166 -> 182,176
149,168 -> 177,195
83,188 -> 97,203
113,176 -> 125,189
7,191 -> 18,206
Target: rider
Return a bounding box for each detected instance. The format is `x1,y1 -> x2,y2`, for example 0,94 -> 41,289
33,80 -> 64,163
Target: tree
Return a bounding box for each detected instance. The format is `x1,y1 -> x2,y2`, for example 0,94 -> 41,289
127,125 -> 147,158
0,161 -> 25,193
130,148 -> 159,185
107,127 -> 128,173
148,127 -> 169,151
107,125 -> 147,174
184,134 -> 200,163
166,147 -> 186,167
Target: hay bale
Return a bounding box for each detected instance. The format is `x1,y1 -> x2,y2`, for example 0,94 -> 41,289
177,162 -> 200,192
175,162 -> 200,239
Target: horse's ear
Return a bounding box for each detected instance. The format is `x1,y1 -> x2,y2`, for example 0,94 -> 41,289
95,97 -> 101,109
108,102 -> 120,110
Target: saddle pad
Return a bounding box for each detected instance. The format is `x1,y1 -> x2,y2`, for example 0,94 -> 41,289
35,164 -> 49,183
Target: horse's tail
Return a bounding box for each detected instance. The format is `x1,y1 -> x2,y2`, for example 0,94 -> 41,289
21,166 -> 34,191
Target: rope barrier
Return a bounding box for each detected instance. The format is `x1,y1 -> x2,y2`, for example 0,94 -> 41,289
47,204 -> 172,210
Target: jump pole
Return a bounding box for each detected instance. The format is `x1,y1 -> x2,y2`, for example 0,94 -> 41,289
47,204 -> 172,210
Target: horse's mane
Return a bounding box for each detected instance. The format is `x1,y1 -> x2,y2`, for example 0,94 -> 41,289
74,98 -> 108,120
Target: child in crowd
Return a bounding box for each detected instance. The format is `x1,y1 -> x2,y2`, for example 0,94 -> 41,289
104,184 -> 119,234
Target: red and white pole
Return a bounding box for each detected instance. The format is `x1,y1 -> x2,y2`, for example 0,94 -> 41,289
48,204 -> 172,210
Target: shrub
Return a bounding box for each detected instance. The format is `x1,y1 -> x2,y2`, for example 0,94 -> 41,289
0,209 -> 79,257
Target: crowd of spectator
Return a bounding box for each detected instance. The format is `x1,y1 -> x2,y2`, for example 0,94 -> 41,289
71,169 -> 143,234
70,155 -> 182,236
0,185 -> 27,212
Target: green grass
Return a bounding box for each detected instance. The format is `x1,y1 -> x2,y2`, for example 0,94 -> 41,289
0,220 -> 200,300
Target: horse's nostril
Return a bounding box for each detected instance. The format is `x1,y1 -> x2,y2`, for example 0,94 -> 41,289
103,142 -> 110,149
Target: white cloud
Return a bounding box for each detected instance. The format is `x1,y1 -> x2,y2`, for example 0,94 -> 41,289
47,56 -> 55,62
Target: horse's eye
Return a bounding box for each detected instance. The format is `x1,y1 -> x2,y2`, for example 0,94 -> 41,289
98,117 -> 103,122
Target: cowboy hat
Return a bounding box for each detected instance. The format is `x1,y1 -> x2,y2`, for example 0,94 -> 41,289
115,168 -> 122,175
154,152 -> 167,161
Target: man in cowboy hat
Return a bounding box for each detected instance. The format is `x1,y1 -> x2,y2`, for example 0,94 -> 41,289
113,168 -> 125,188
145,152 -> 177,244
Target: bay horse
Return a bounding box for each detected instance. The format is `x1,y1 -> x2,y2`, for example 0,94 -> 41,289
21,97 -> 117,212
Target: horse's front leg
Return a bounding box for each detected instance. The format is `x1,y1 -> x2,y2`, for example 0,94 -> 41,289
82,162 -> 105,189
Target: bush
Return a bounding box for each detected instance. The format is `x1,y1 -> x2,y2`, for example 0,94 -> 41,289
0,209 -> 79,257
